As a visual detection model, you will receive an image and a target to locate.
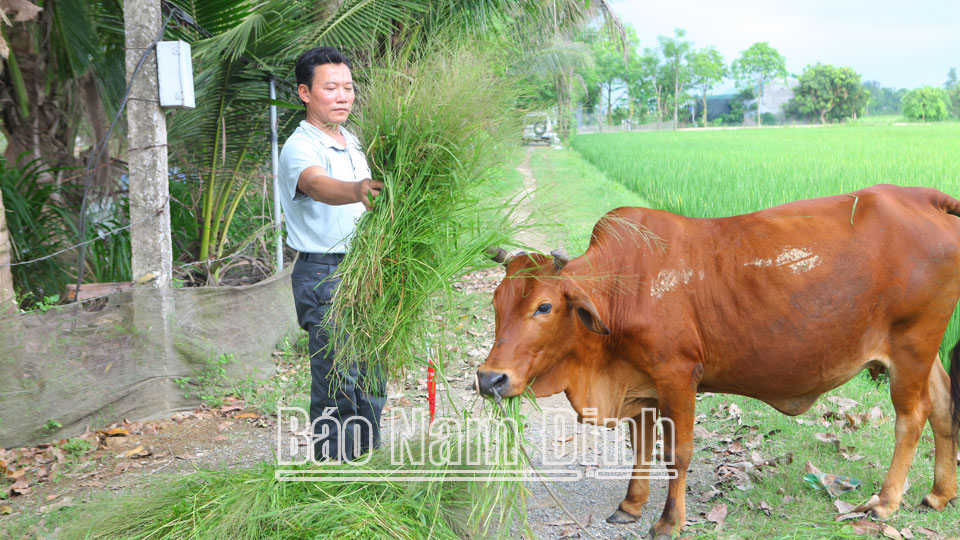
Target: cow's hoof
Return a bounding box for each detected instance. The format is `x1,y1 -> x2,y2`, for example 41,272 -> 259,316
920,493 -> 955,511
645,529 -> 672,540
866,506 -> 894,520
606,509 -> 640,524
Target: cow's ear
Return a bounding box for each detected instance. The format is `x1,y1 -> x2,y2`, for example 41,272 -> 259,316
565,284 -> 611,335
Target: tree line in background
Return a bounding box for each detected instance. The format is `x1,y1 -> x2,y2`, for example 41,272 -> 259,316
564,21 -> 960,129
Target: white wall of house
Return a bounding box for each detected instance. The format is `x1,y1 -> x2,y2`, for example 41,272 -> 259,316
744,78 -> 798,123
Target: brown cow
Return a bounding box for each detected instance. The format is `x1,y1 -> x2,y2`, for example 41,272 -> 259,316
477,185 -> 960,539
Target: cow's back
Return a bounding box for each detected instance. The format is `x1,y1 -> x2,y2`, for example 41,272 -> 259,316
586,185 -> 960,412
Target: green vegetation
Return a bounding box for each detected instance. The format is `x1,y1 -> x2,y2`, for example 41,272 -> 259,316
902,86 -> 952,122
27,457 -> 511,540
173,353 -> 236,407
682,375 -> 960,538
731,42 -> 788,126
864,81 -> 906,115
572,125 -> 960,219
787,63 -> 869,123
61,437 -> 96,459
526,147 -> 650,252
232,332 -> 311,416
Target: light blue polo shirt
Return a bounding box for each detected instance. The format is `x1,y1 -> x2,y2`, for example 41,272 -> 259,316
279,121 -> 371,254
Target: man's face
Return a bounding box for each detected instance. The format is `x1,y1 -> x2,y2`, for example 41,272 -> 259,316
298,63 -> 355,126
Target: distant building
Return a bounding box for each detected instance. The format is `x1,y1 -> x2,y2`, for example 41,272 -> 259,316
694,94 -> 735,123
743,78 -> 798,124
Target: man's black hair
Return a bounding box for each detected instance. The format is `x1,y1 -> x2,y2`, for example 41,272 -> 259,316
295,46 -> 351,89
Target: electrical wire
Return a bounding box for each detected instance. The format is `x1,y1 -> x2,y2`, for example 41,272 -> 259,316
72,8 -> 177,302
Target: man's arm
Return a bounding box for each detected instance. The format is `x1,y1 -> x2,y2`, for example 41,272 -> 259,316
297,166 -> 383,210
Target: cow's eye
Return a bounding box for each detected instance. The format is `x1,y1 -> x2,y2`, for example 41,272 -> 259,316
535,303 -> 551,315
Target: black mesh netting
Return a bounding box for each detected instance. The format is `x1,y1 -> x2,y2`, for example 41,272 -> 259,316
0,266 -> 299,448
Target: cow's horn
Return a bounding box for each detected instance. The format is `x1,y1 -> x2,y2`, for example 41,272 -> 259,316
551,248 -> 569,271
485,246 -> 509,264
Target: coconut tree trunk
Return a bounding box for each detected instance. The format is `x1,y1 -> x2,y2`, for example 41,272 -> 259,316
606,83 -> 612,125
702,88 -> 708,126
673,66 -> 679,129
757,82 -> 763,126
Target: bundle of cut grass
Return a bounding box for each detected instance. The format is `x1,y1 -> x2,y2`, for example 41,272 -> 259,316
47,441 -> 526,540
329,39 -> 520,383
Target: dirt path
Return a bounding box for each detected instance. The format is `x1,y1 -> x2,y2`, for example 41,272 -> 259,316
512,147 -> 549,252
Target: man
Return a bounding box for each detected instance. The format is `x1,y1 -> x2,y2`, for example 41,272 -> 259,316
279,46 -> 385,462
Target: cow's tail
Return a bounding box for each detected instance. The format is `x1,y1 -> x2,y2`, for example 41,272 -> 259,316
951,342 -> 960,430
943,189 -> 960,428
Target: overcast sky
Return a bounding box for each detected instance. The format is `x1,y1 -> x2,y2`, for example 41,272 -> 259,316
611,0 -> 959,90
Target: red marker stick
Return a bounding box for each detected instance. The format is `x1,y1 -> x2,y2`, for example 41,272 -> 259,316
427,359 -> 436,424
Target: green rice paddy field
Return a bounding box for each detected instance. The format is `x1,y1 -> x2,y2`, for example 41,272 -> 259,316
571,123 -> 960,360
572,124 -> 960,218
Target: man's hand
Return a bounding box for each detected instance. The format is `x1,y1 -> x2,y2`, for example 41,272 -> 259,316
356,178 -> 384,211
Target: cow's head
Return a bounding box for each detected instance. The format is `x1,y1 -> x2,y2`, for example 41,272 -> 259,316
476,250 -> 610,399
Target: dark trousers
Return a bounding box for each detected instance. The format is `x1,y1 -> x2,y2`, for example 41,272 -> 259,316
292,252 -> 386,461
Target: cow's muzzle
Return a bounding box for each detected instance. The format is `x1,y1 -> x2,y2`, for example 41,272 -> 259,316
476,370 -> 510,399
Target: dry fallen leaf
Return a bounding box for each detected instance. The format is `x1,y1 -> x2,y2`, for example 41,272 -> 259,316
833,499 -> 855,513
234,412 -> 259,420
866,406 -> 885,424
758,500 -> 772,516
699,488 -> 722,503
693,426 -> 712,438
10,478 -> 30,495
844,413 -> 863,430
706,503 -> 728,529
98,428 -> 129,437
882,524 -> 904,540
850,520 -> 882,535
901,528 -> 914,540
0,504 -> 12,515
120,445 -> 151,459
827,396 -> 858,414
852,494 -> 881,513
815,432 -> 841,450
917,528 -> 945,540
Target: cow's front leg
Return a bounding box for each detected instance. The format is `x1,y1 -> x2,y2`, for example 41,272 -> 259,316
607,400 -> 658,524
648,382 -> 696,540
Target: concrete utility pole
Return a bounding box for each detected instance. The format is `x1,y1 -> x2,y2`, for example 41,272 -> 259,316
124,0 -> 175,376
0,191 -> 16,315
124,0 -> 172,287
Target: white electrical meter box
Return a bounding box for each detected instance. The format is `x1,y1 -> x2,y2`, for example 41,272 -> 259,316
156,40 -> 195,108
